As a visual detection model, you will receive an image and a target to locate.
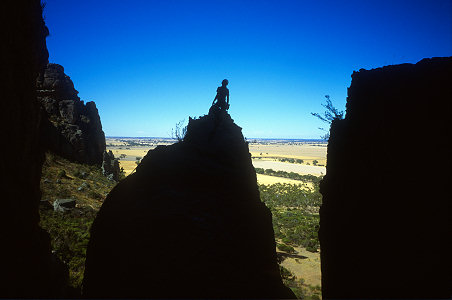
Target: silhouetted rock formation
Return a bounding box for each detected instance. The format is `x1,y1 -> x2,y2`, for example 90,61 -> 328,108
37,63 -> 106,165
1,1 -> 70,297
319,57 -> 452,298
83,112 -> 295,298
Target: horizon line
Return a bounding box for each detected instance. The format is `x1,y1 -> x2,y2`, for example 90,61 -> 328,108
106,136 -> 327,141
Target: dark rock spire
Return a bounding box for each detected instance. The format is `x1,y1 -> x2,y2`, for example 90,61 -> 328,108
83,112 -> 295,298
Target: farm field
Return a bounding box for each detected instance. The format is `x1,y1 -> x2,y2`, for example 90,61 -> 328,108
106,138 -> 170,175
107,138 -> 328,179
257,174 -> 314,188
249,140 -> 327,166
253,160 -> 326,176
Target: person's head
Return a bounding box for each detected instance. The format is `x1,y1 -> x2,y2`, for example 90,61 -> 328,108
222,79 -> 228,87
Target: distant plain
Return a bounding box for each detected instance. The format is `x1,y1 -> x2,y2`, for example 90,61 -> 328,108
106,138 -> 327,179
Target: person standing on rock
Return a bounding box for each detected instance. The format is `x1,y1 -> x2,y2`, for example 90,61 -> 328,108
212,79 -> 229,111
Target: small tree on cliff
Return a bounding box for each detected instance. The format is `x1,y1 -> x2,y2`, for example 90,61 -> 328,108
171,119 -> 187,142
311,95 -> 344,140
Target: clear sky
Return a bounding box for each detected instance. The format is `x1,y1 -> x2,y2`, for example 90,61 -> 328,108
43,0 -> 452,138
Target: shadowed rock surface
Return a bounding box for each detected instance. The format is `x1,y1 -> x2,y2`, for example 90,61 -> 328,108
37,63 -> 106,165
83,112 -> 295,298
102,150 -> 121,181
1,1 -> 69,297
319,57 -> 452,298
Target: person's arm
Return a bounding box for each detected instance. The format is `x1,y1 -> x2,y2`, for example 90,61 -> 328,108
226,90 -> 230,105
212,94 -> 217,105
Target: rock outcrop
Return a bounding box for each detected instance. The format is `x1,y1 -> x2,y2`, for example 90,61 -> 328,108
83,111 -> 295,298
37,63 -> 106,165
319,57 -> 452,298
102,150 -> 121,181
1,1 -> 69,297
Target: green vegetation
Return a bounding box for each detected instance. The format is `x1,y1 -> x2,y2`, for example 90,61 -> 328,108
39,152 -> 117,291
39,152 -> 322,298
311,94 -> 345,140
40,208 -> 96,289
279,158 -> 304,164
259,183 -> 321,251
255,168 -> 323,185
259,177 -> 322,299
277,243 -> 295,253
172,119 -> 187,141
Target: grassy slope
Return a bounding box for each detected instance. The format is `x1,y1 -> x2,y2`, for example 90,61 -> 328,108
38,152 -> 321,299
39,152 -> 118,290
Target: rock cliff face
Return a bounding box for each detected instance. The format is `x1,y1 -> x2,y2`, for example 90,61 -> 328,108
83,111 -> 295,298
319,57 -> 452,298
1,1 -> 69,297
37,63 -> 106,165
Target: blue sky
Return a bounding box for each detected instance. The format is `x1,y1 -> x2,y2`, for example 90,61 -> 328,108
44,0 -> 452,138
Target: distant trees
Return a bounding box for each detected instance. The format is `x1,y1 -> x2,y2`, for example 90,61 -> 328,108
311,95 -> 344,140
279,158 -> 304,164
254,168 -> 323,185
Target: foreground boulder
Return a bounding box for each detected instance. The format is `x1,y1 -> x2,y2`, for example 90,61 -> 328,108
83,111 -> 295,298
319,57 -> 452,298
53,198 -> 76,212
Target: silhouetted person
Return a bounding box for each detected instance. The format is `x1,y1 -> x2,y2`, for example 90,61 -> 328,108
208,79 -> 230,140
212,79 -> 229,111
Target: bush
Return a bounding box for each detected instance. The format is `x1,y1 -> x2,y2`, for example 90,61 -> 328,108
277,243 -> 295,253
302,239 -> 318,252
57,169 -> 67,178
311,95 -> 345,140
88,190 -> 103,200
282,237 -> 292,245
171,119 -> 187,141
279,265 -> 295,280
